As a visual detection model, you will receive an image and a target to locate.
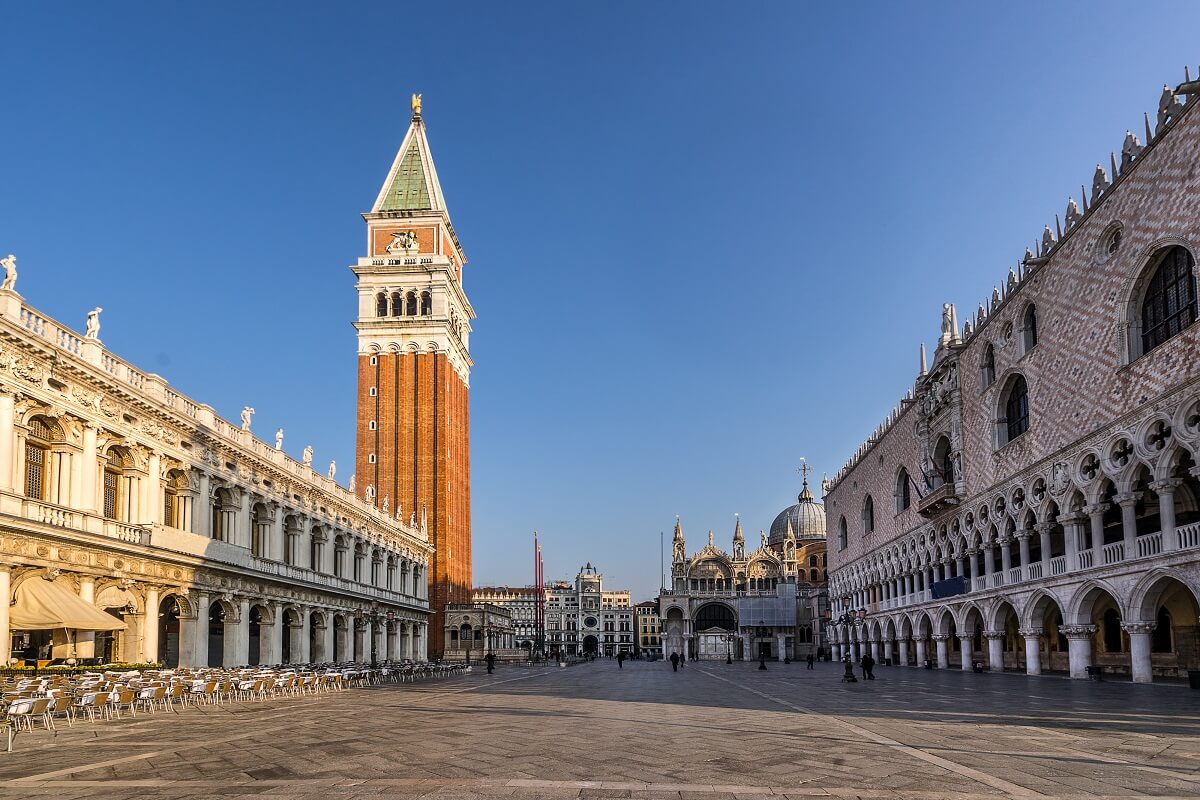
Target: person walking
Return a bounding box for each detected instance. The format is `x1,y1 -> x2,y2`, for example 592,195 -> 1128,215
669,652 -> 680,672
485,652 -> 496,675
679,650 -> 686,669
617,652 -> 626,669
861,653 -> 876,680
806,653 -> 815,670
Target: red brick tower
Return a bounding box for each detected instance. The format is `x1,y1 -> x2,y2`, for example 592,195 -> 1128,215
352,95 -> 474,656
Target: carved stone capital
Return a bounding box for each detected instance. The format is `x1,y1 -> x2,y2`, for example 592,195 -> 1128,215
1114,492 -> 1139,508
983,630 -> 1005,640
931,633 -> 952,642
1121,621 -> 1156,635
1150,479 -> 1181,494
1084,503 -> 1110,516
1017,627 -> 1042,639
1058,624 -> 1097,639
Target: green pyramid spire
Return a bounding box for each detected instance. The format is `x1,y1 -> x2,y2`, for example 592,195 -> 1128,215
379,142 -> 432,211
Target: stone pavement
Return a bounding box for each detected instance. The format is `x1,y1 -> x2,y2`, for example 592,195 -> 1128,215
2,660 -> 1199,800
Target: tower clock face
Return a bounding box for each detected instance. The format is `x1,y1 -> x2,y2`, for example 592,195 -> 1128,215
584,616 -> 598,629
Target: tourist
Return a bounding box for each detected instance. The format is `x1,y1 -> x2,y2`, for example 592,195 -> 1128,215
806,653 -> 815,670
485,652 -> 496,674
861,653 -> 876,680
616,652 -> 625,669
669,652 -> 680,672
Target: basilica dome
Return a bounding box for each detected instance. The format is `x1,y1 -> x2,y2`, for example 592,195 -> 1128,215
768,480 -> 827,544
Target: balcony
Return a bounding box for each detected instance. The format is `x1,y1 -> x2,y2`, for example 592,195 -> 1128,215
917,483 -> 961,517
860,521 -> 1200,612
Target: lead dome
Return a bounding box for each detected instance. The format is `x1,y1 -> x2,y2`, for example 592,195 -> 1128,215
768,479 -> 826,544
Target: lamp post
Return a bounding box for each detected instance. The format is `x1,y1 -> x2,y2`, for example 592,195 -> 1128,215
757,620 -> 769,670
355,601 -> 390,668
726,631 -> 734,664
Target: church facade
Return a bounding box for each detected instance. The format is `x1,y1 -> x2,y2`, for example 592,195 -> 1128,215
0,283 -> 432,667
660,477 -> 829,661
824,70 -> 1200,683
353,97 -> 475,656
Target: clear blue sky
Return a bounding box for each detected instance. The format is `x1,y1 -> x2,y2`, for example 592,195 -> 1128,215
2,3 -> 1197,601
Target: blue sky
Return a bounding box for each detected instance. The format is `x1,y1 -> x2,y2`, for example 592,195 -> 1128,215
2,3 -> 1198,601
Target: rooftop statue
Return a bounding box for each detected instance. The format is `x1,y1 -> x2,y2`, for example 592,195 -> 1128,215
1,254 -> 17,292
240,406 -> 255,431
302,444 -> 313,467
85,307 -> 103,340
411,93 -> 422,116
328,460 -> 336,480
275,428 -> 284,450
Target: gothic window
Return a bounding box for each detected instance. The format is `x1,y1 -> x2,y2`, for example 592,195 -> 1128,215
837,516 -> 847,550
420,290 -> 432,315
999,375 -> 1030,445
862,495 -> 875,535
376,292 -> 388,317
406,291 -> 418,316
933,436 -> 954,486
981,343 -> 995,388
1020,304 -> 1038,354
1141,246 -> 1197,354
896,467 -> 911,512
390,291 -> 403,317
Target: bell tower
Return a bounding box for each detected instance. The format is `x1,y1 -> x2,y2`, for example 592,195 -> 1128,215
352,95 -> 474,656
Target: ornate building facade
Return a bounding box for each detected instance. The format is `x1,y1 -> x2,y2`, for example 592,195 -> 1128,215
634,600 -> 662,659
660,477 -> 829,661
825,70 -> 1200,683
0,282 -> 431,667
353,97 -> 475,656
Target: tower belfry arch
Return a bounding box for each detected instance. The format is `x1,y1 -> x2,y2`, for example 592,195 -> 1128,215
352,96 -> 475,656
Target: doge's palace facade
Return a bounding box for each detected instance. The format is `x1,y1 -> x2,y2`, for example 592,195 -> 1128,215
825,69 -> 1200,684
0,279 -> 431,667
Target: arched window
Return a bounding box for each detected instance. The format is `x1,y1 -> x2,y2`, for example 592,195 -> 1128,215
390,291 -> 403,317
933,436 -> 954,486
283,515 -> 301,566
895,467 -> 911,512
420,290 -> 432,315
376,292 -> 388,317
981,343 -> 995,388
310,527 -> 325,573
353,542 -> 366,582
1021,304 -> 1038,353
211,487 -> 236,542
405,291 -> 418,316
163,469 -> 189,529
1141,246 -> 1197,354
386,554 -> 397,589
837,517 -> 847,550
999,375 -> 1030,445
101,447 -> 135,521
250,503 -> 270,559
862,495 -> 875,535
333,535 -> 349,578
24,416 -> 61,501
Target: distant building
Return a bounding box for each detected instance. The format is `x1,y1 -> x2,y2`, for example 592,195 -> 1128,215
443,603 -> 519,662
634,600 -> 662,658
660,474 -> 829,661
473,586 -> 538,652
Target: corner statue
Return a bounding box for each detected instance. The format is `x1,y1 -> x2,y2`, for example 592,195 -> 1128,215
0,254 -> 16,292
411,93 -> 422,116
85,307 -> 103,340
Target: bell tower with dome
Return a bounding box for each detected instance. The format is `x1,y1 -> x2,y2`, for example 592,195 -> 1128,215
352,95 -> 474,657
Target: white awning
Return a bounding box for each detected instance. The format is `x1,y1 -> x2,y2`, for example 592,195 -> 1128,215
10,578 -> 128,631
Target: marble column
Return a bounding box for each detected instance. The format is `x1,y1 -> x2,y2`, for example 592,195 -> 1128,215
1019,627 -> 1042,675
999,536 -> 1012,573
933,634 -> 950,669
143,585 -> 160,663
984,630 -> 1004,672
1037,523 -> 1053,572
298,608 -> 311,663
1087,504 -> 1107,565
898,638 -> 910,666
76,576 -> 97,660
177,597 -> 199,668
260,604 -> 280,665
1116,493 -> 1138,558
1017,530 -> 1032,577
1123,621 -> 1155,683
228,597 -> 250,666
958,635 -> 973,670
0,566 -> 10,664
1061,624 -> 1097,679
193,592 -> 211,668
870,639 -> 881,661
1154,481 -> 1178,551
914,637 -> 927,666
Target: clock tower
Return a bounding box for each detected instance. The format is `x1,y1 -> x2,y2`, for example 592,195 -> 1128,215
352,96 -> 474,656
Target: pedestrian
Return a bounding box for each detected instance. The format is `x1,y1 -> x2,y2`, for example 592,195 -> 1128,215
617,652 -> 625,669
679,650 -> 686,669
485,652 -> 496,675
669,652 -> 679,672
861,653 -> 876,680
806,653 -> 815,670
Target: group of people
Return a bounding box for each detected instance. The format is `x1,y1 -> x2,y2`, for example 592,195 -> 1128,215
841,652 -> 876,682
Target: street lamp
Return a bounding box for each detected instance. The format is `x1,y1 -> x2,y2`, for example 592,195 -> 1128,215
726,631 -> 735,664
355,602 -> 390,668
757,620 -> 769,670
